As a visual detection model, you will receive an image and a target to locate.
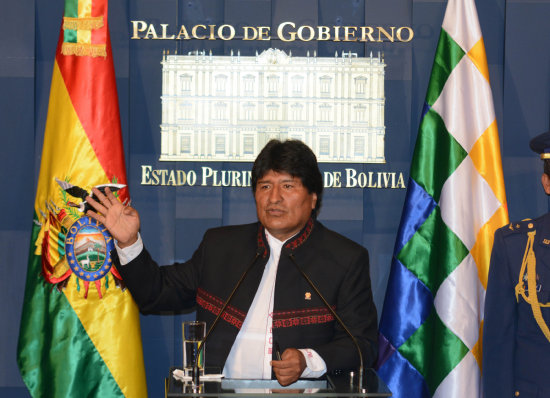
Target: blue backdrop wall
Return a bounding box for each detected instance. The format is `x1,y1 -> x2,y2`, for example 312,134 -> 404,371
1,0 -> 549,397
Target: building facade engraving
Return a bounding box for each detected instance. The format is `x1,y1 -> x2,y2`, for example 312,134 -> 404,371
160,48 -> 386,163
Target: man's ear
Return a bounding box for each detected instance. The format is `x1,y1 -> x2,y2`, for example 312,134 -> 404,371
541,173 -> 550,195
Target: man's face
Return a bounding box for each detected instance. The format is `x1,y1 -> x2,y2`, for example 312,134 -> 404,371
255,170 -> 317,242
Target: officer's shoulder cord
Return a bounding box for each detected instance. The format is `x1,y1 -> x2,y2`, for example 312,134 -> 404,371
515,230 -> 550,342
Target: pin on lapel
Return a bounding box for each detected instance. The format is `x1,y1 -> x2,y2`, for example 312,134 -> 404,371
305,292 -> 311,300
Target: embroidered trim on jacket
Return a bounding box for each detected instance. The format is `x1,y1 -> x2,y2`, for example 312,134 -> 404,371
256,218 -> 315,255
256,227 -> 268,258
196,288 -> 246,329
272,305 -> 335,328
285,218 -> 314,251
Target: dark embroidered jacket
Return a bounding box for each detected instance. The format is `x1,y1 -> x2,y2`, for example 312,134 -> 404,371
115,219 -> 378,374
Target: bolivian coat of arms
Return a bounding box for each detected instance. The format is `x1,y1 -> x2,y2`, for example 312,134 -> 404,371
36,177 -> 127,298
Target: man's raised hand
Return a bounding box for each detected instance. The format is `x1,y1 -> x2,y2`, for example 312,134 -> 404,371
86,187 -> 140,248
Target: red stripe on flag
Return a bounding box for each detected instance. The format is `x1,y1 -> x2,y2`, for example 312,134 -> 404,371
54,0 -> 127,200
91,0 -> 107,45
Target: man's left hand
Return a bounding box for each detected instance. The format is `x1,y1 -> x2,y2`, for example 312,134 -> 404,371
271,348 -> 306,386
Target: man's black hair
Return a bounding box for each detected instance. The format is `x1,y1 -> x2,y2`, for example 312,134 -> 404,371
251,139 -> 323,214
544,160 -> 550,177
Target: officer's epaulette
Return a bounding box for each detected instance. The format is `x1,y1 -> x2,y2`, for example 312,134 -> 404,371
502,218 -> 536,236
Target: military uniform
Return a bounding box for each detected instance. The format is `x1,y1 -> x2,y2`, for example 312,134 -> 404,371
483,214 -> 550,397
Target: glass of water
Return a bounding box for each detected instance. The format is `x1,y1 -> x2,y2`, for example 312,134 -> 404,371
182,321 -> 206,377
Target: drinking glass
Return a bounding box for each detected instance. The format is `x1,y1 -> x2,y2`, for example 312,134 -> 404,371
182,321 -> 206,377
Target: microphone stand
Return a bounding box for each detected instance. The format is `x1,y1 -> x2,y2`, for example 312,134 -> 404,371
192,250 -> 262,386
288,253 -> 364,392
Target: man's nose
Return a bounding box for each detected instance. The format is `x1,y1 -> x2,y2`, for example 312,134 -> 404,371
268,185 -> 282,202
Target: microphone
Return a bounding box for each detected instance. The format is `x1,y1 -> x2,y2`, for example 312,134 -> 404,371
192,248 -> 263,386
287,252 -> 365,392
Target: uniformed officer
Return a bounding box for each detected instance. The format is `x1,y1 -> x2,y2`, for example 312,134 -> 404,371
483,131 -> 550,398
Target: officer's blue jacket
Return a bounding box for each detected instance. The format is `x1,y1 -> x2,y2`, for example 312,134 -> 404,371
483,212 -> 550,398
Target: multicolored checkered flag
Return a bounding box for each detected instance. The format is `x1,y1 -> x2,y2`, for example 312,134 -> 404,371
377,0 -> 508,396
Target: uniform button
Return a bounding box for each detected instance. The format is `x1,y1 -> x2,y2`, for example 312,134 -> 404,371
515,391 -> 520,396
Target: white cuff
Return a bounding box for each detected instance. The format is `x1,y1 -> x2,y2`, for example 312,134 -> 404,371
115,233 -> 143,265
298,348 -> 327,378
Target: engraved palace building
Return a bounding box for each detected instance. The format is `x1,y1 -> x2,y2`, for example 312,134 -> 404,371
160,48 -> 386,163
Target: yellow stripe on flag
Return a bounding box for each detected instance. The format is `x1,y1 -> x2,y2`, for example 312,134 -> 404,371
472,321 -> 484,369
467,37 -> 490,84
470,120 -> 507,206
471,205 -> 509,288
78,0 -> 92,44
35,62 -> 106,213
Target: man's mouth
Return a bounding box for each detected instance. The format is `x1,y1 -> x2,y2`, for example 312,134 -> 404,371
266,208 -> 285,216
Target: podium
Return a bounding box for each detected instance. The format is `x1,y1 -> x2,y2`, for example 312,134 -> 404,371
165,368 -> 392,397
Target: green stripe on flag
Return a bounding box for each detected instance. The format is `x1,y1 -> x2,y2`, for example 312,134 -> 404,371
397,206 -> 469,293
64,30 -> 77,44
17,221 -> 124,398
399,310 -> 469,395
411,108 -> 467,203
64,0 -> 78,18
425,29 -> 465,106
63,0 -> 78,43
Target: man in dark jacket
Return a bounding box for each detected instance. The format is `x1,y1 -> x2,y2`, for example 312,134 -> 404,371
87,139 -> 378,386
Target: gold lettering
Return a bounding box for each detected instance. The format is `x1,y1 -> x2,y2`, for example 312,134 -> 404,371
377,26 -> 395,42
317,26 -> 330,41
367,172 -> 377,188
243,26 -> 258,40
396,173 -> 406,188
144,24 -> 158,39
396,26 -> 414,42
160,24 -> 175,39
192,24 -> 207,40
167,170 -> 177,185
343,26 -> 357,42
212,170 -> 221,186
232,171 -> 243,186
131,21 -> 413,44
257,26 -> 270,40
277,22 -> 296,42
333,26 -> 341,42
360,26 -> 375,42
297,25 -> 315,41
383,172 -> 391,188
177,170 -> 187,185
176,25 -> 190,40
217,24 -> 235,40
131,20 -> 148,39
141,165 -> 152,185
208,24 -> 216,40
202,167 -> 213,186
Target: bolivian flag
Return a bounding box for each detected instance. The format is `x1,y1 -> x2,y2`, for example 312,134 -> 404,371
17,1 -> 147,397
